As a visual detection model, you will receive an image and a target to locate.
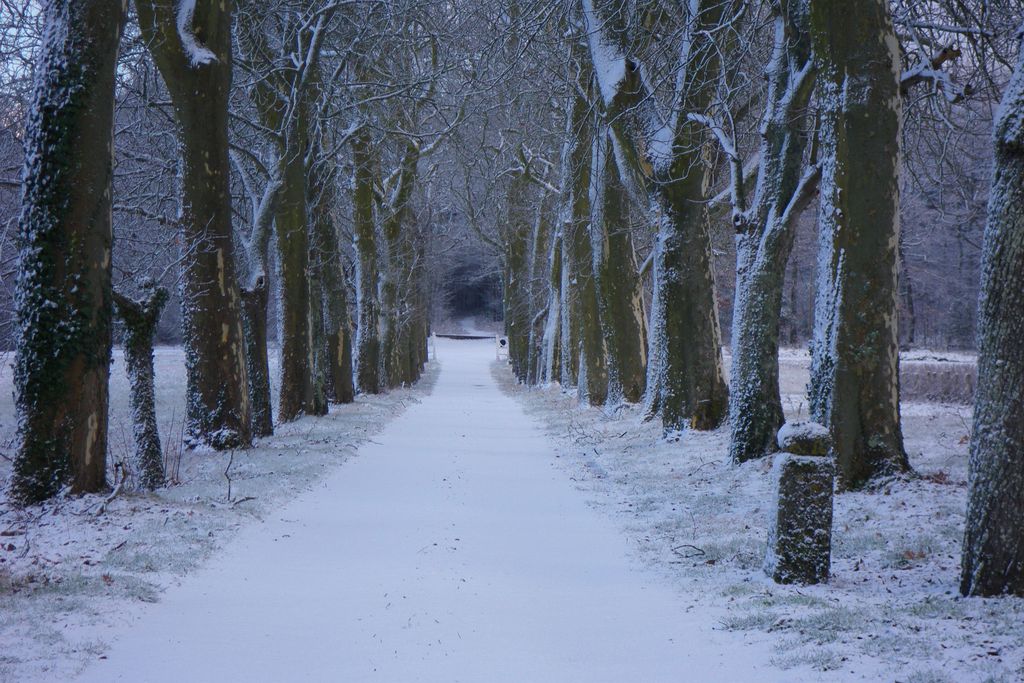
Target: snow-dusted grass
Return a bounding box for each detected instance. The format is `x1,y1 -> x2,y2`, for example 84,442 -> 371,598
0,347 -> 437,682
496,351 -> 1024,683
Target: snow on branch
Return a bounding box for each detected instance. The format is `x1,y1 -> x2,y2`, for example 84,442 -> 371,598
900,46 -> 968,103
893,18 -> 993,38
778,163 -> 822,231
688,111 -> 744,218
581,0 -> 627,107
177,0 -> 218,67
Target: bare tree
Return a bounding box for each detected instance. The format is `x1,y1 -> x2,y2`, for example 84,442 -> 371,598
723,0 -> 817,463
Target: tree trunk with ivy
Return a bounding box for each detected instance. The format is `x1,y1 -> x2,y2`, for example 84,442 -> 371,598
136,0 -> 251,449
113,284 -> 169,491
8,0 -> 126,504
808,0 -> 909,488
960,44 -> 1024,597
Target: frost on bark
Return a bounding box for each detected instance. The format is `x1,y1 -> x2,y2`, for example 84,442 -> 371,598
559,224 -> 580,388
652,169 -> 727,432
353,131 -> 381,395
808,0 -> 909,488
591,125 -> 647,404
8,0 -> 125,504
240,277 -> 273,436
136,0 -> 251,449
113,283 -> 169,491
728,0 -> 816,463
960,41 -> 1024,597
407,226 -> 430,384
584,0 -> 729,432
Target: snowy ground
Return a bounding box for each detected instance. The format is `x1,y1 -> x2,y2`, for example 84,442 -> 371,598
1,341 -> 1020,682
65,338 -> 828,683
0,348 -> 437,681
499,351 -> 1024,682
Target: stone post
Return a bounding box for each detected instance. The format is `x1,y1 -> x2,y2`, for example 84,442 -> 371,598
765,421 -> 834,584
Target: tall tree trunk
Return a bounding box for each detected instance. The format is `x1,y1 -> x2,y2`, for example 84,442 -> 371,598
136,0 -> 251,449
307,252 -> 330,416
653,171 -> 727,432
556,57 -> 597,396
591,126 -> 647,405
808,0 -> 909,489
503,170 -> 532,382
960,44 -> 1024,597
570,196 -> 607,406
310,163 -> 355,404
274,114 -> 315,421
353,132 -> 381,394
526,196 -> 553,386
8,0 -> 125,504
559,226 -> 580,388
113,285 -> 169,491
898,235 -> 916,347
539,230 -> 563,385
728,0 -> 815,463
380,142 -> 419,389
240,277 -> 273,436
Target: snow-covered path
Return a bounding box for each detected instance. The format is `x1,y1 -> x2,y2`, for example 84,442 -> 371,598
76,339 -> 793,682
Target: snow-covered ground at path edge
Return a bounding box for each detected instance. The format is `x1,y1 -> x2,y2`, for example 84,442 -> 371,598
502,350 -> 1024,682
2,339 -> 1020,681
0,349 -> 434,681
70,338 -> 823,682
